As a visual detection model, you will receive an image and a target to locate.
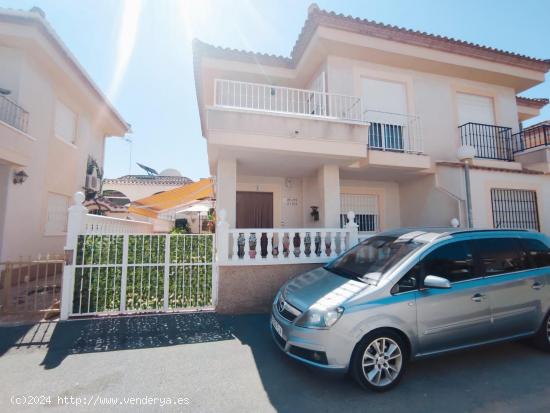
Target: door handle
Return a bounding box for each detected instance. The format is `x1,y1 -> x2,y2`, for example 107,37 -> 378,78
471,293 -> 486,302
532,282 -> 543,290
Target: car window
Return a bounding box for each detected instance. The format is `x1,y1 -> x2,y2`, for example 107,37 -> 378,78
391,263 -> 420,294
520,238 -> 550,269
325,235 -> 422,284
476,238 -> 528,276
422,241 -> 476,283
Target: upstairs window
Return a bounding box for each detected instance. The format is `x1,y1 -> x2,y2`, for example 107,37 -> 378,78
55,99 -> 77,144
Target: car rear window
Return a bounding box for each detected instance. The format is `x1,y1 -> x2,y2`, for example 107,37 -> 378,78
476,238 -> 529,276
520,238 -> 550,269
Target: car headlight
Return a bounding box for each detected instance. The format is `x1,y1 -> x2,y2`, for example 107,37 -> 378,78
295,306 -> 344,329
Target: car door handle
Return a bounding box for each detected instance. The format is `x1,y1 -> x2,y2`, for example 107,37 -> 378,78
471,293 -> 486,302
532,282 -> 544,290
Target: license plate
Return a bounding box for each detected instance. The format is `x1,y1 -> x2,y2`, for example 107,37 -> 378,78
271,317 -> 285,340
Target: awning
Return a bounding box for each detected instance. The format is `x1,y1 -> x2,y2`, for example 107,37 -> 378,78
128,178 -> 214,219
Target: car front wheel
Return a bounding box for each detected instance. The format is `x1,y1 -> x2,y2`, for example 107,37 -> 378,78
351,329 -> 408,392
534,311 -> 550,352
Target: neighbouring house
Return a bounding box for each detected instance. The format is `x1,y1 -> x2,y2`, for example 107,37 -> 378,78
193,3 -> 550,312
128,178 -> 215,232
0,7 -> 129,261
101,168 -> 193,207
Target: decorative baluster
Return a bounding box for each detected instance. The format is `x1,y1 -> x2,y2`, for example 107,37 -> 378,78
266,231 -> 273,261
328,232 -> 337,258
299,231 -> 306,258
233,232 -> 240,260
243,232 -> 251,261
320,231 -> 328,258
338,232 -> 345,255
272,231 -> 280,259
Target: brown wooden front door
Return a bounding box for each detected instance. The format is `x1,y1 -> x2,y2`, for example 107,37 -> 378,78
236,191 -> 273,228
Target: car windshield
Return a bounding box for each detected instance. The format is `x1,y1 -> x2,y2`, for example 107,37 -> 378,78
325,235 -> 422,284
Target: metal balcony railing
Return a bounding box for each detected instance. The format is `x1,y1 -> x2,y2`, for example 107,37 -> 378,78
511,124 -> 549,153
364,110 -> 423,154
0,94 -> 29,133
214,78 -> 364,123
458,122 -> 513,161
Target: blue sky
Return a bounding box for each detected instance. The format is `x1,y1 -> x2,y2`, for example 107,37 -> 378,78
1,0 -> 549,179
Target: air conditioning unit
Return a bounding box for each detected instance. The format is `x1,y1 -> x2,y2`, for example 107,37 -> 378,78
85,174 -> 100,192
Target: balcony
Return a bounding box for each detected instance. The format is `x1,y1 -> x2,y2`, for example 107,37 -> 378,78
512,124 -> 549,153
365,110 -> 423,154
511,124 -> 550,173
0,94 -> 29,133
214,78 -> 364,123
458,122 -> 513,161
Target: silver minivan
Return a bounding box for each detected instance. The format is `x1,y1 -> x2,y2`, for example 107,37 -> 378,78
271,228 -> 550,391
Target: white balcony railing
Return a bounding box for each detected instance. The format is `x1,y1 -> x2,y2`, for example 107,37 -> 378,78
0,94 -> 29,133
216,210 -> 360,265
214,78 -> 364,123
364,110 -> 423,154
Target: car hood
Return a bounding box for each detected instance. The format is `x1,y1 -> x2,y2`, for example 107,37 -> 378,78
283,267 -> 368,311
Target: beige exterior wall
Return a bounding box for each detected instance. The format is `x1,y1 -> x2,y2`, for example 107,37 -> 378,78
0,17 -> 126,260
326,56 -> 521,163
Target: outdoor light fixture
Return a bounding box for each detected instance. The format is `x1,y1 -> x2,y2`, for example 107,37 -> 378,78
13,170 -> 29,184
456,145 -> 476,228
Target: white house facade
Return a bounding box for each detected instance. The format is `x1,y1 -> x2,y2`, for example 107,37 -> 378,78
193,4 -> 550,312
0,7 -> 129,261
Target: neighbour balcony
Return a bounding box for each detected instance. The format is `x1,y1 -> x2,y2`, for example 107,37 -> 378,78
458,122 -> 513,161
512,124 -> 549,153
365,110 -> 423,154
0,94 -> 29,133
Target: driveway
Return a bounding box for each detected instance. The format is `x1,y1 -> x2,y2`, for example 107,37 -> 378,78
1,313 -> 549,412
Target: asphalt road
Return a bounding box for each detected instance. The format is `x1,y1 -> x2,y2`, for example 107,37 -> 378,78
1,313 -> 549,413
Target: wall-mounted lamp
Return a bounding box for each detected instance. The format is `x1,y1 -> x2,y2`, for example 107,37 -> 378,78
13,170 -> 29,185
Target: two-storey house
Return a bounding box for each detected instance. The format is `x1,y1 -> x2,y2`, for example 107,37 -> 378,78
0,7 -> 129,261
195,4 -> 549,233
194,4 -> 550,312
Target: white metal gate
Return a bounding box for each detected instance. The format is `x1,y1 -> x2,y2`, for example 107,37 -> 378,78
67,233 -> 215,317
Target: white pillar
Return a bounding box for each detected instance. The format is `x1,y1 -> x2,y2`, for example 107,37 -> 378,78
216,159 -> 237,228
216,209 -> 229,264
60,192 -> 87,320
318,164 -> 341,227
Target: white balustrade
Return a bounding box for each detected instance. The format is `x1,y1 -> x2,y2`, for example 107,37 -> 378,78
214,78 -> 364,123
216,210 -> 360,266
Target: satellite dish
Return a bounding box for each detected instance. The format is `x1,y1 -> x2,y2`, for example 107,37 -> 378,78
136,163 -> 158,176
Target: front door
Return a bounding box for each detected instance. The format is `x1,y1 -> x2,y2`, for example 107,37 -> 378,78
236,191 -> 273,228
415,240 -> 492,355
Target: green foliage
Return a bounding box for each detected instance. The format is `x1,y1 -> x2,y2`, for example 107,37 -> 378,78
73,234 -> 213,314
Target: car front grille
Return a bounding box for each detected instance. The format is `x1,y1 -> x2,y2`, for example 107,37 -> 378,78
277,295 -> 301,322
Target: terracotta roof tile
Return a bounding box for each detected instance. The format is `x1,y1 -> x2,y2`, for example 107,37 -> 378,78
516,96 -> 549,109
193,3 -> 550,72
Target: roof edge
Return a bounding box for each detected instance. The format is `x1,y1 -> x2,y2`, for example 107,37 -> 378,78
0,8 -> 129,133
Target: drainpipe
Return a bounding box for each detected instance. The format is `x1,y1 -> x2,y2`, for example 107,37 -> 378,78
457,145 -> 476,228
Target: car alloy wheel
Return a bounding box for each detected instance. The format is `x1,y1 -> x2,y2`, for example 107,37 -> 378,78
362,337 -> 403,387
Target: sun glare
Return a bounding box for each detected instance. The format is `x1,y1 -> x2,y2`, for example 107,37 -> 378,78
178,0 -> 214,41
107,0 -> 142,102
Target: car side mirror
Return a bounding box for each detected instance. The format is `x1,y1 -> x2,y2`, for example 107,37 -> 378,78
423,275 -> 451,289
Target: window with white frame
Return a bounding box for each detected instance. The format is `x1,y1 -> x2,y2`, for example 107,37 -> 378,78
340,193 -> 380,232
45,193 -> 69,235
54,99 -> 77,144
491,188 -> 540,231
